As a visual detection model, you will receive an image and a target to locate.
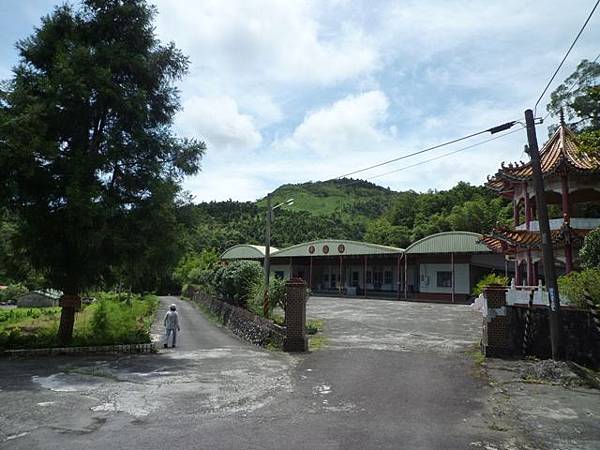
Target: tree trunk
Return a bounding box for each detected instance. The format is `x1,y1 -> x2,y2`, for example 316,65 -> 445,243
57,306 -> 76,345
57,293 -> 81,345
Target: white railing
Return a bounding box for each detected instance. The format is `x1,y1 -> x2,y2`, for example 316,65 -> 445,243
515,217 -> 600,231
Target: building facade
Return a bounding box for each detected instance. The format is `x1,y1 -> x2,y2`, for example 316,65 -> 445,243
221,232 -> 506,303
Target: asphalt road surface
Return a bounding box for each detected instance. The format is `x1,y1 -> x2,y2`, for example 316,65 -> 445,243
0,296 -> 518,450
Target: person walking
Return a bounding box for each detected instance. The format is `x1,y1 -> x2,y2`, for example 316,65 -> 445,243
163,303 -> 181,348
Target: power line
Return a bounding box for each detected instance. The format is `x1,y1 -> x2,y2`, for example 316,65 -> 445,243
534,0 -> 600,114
335,120 -> 519,179
543,51 -> 600,122
339,126 -> 524,188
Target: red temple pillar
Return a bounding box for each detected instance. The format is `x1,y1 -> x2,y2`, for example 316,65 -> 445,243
513,199 -> 520,226
561,175 -> 574,273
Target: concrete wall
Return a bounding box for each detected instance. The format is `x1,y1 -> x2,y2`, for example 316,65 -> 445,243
418,263 -> 470,294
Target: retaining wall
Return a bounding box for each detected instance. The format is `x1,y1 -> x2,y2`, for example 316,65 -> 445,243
1,342 -> 155,358
188,290 -> 285,348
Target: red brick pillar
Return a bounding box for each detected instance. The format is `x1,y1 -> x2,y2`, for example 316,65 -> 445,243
284,278 -> 308,352
481,285 -> 511,357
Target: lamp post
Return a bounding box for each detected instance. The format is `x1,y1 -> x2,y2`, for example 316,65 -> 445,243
263,194 -> 294,318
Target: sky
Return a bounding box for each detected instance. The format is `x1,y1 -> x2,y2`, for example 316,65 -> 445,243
1,0 -> 599,202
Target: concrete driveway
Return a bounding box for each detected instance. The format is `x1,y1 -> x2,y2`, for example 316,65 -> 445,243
0,296 -> 526,449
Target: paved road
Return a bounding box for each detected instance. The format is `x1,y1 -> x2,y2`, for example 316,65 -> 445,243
0,296 -> 516,449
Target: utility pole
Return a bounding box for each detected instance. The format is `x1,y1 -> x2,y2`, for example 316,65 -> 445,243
263,193 -> 272,319
524,109 -> 561,360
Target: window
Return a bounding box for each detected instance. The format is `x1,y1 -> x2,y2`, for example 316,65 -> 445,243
351,271 -> 359,287
437,271 -> 453,288
384,270 -> 392,284
274,271 -> 284,280
323,273 -> 329,282
366,271 -> 372,283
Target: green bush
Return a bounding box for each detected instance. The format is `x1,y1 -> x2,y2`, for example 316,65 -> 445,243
247,277 -> 287,317
558,268 -> 600,308
0,283 -> 28,303
472,273 -> 509,296
580,227 -> 600,268
214,261 -> 263,304
0,293 -> 159,349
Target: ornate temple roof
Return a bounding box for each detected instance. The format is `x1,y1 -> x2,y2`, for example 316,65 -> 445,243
479,226 -> 590,253
486,122 -> 600,192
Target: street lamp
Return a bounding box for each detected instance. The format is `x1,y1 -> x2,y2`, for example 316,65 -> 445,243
263,194 -> 294,318
490,112 -> 561,360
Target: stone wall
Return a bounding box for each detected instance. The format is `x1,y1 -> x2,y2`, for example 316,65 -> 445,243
481,286 -> 600,368
509,305 -> 600,368
189,290 -> 285,348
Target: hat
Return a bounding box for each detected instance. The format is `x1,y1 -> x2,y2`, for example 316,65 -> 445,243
170,304 -> 176,311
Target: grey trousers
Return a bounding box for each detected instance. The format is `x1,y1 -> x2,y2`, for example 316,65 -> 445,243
165,328 -> 177,347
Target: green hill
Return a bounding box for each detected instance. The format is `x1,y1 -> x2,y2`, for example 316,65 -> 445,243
256,179 -> 399,219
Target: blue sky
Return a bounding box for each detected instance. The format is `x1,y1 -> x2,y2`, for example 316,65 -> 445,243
2,0 -> 599,201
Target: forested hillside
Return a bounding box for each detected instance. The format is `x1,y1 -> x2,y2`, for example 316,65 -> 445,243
178,179 -> 512,254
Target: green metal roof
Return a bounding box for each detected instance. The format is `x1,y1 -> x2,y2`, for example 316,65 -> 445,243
221,244 -> 277,260
270,239 -> 403,258
404,231 -> 490,254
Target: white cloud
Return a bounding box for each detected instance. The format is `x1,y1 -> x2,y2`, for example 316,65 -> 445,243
282,90 -> 391,155
176,95 -> 262,151
155,0 -> 378,85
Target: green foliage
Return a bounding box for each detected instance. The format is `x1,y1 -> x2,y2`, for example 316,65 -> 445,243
0,0 -> 204,340
0,283 -> 28,303
472,273 -> 509,296
216,261 -> 263,304
548,59 -> 600,133
558,268 -> 600,308
0,293 -> 159,349
173,249 -> 219,289
247,277 -> 287,317
580,227 -> 600,268
178,180 -> 510,260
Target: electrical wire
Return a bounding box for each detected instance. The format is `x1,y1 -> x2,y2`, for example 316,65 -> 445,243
534,0 -> 600,114
338,125 -> 524,188
542,51 -> 600,122
335,119 -> 520,179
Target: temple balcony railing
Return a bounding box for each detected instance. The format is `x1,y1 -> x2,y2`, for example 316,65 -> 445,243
515,217 -> 600,231
505,279 -> 572,306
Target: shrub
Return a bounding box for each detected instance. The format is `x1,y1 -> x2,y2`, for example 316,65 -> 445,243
247,277 -> 287,317
219,260 -> 263,304
558,268 -> 600,308
472,273 -> 509,296
580,227 -> 600,268
0,283 -> 28,304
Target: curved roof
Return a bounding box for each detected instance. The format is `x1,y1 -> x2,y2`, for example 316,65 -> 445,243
486,123 -> 600,192
271,239 -> 403,258
221,244 -> 277,260
405,231 -> 490,254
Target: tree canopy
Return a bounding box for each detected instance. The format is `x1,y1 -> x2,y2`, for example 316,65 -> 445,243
0,0 -> 205,341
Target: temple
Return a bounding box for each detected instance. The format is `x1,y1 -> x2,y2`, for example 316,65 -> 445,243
481,117 -> 600,285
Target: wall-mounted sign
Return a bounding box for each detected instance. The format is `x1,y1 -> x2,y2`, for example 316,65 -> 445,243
338,244 -> 345,253
308,245 -> 315,254
322,245 -> 329,254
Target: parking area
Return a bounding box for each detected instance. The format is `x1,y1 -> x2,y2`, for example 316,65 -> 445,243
307,296 -> 482,353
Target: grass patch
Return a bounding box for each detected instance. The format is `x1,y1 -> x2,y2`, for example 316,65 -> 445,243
0,293 -> 159,350
309,334 -> 328,351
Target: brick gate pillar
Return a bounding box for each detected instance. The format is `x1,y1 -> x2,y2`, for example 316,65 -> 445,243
481,285 -> 511,357
284,278 -> 308,352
